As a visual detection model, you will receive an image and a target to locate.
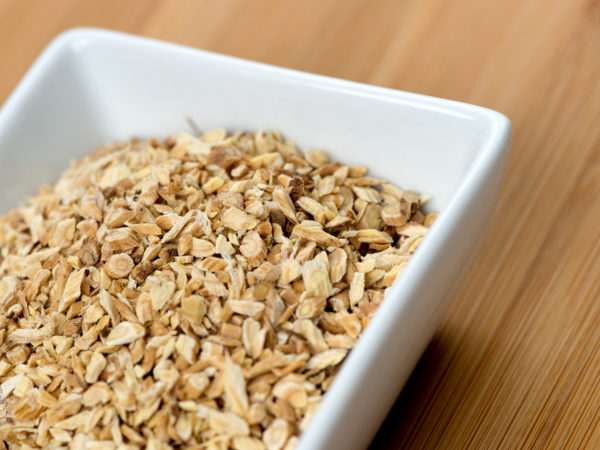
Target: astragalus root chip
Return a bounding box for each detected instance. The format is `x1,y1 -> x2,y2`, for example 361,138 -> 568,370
0,129 -> 434,449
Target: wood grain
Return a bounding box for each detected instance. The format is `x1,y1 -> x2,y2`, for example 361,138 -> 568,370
1,0 -> 599,447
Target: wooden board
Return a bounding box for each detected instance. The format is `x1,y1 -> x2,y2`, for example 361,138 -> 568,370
1,0 -> 599,447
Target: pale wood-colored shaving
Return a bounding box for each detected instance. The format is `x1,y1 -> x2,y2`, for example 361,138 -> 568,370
105,322 -> 146,346
222,207 -> 260,231
150,278 -> 176,311
291,222 -> 344,247
263,418 -> 291,450
104,253 -> 134,279
240,230 -> 267,267
58,268 -> 85,313
349,272 -> 366,305
191,237 -> 216,258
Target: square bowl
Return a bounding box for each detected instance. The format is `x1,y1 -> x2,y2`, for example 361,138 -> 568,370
0,28 -> 510,450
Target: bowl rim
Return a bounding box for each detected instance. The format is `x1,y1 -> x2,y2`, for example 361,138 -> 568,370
1,27 -> 510,152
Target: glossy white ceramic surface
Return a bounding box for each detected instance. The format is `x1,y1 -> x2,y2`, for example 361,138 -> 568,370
0,29 -> 510,450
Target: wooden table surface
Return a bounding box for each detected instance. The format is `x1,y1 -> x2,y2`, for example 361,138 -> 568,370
1,0 -> 600,448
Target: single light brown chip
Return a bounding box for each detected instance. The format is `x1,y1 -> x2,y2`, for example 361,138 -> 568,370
85,352 -> 107,384
397,223 -> 429,237
242,318 -> 266,359
199,256 -> 229,272
207,145 -> 244,168
301,259 -> 332,297
8,316 -> 55,344
150,279 -> 176,311
337,313 -> 362,339
105,322 -> 146,346
263,418 -> 291,450
106,229 -> 139,251
296,296 -> 326,319
273,187 -> 298,224
224,356 -> 249,415
191,238 -> 216,258
131,261 -> 153,284
54,411 -> 92,430
233,436 -> 267,450
296,196 -> 328,224
24,268 -> 51,300
161,213 -> 193,243
356,229 -> 393,244
104,253 -> 134,279
128,223 -> 163,235
228,300 -> 265,318
304,149 -> 329,167
328,248 -> 347,283
349,272 -> 365,305
0,276 -> 18,306
240,231 -> 267,267
351,186 -> 381,203
279,259 -> 302,285
291,223 -> 344,248
58,268 -> 85,313
209,411 -> 250,436
181,295 -> 207,323
381,203 -> 408,226
202,176 -> 225,195
222,207 -> 260,231
307,349 -> 348,371
175,335 -> 199,365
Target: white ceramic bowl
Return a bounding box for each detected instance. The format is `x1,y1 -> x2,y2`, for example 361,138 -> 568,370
0,28 -> 510,450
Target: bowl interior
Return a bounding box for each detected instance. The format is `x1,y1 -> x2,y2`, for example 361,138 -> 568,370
0,29 -> 492,215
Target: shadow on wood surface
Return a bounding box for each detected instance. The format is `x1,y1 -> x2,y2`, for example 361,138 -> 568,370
369,328 -> 477,449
